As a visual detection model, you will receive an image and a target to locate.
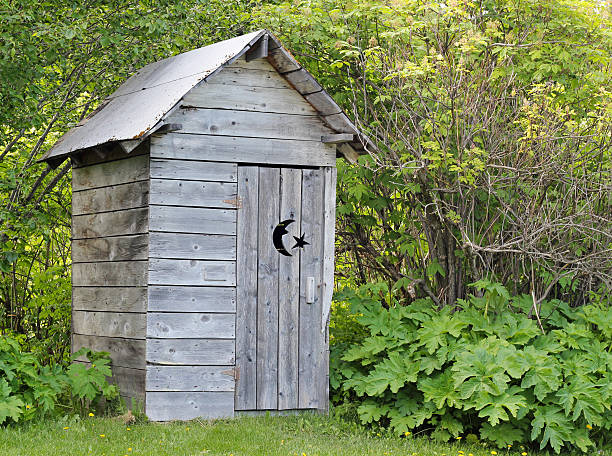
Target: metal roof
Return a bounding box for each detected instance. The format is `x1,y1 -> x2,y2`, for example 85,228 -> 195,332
41,30 -> 372,165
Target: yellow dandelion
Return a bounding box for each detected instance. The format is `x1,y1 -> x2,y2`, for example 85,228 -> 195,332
26,405 -> 31,409
508,445 -> 512,448
491,452 -> 497,455
88,412 -> 94,417
458,452 -> 464,455
128,449 -> 132,452
469,454 -> 474,456
456,436 -> 462,440
377,432 -> 381,436
126,427 -> 131,431
63,427 -> 70,430
404,431 -> 411,437
586,424 -> 593,430
99,434 -> 105,438
522,453 -> 527,456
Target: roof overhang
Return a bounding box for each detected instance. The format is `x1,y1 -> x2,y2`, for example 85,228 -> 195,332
40,30 -> 374,166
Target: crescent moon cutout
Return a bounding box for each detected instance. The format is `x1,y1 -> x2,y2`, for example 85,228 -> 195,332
272,219 -> 295,256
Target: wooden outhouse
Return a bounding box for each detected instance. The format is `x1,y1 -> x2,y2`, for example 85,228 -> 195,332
41,30 -> 370,421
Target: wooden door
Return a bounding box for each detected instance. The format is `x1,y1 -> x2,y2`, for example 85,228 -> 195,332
234,165 -> 333,411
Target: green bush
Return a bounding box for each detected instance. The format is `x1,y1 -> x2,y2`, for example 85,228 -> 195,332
331,282 -> 612,453
0,336 -> 117,425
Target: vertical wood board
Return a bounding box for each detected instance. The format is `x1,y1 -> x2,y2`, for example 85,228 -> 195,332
234,166 -> 259,411
277,168 -> 301,410
256,167 -> 280,410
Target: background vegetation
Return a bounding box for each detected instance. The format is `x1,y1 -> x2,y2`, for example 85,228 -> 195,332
0,0 -> 610,453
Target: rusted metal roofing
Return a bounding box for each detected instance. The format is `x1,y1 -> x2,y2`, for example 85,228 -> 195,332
41,30 -> 373,165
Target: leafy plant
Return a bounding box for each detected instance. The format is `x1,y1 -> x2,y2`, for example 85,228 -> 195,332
0,336 -> 117,425
331,284 -> 612,453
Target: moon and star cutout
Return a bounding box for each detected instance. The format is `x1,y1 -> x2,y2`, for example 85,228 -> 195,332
272,219 -> 309,256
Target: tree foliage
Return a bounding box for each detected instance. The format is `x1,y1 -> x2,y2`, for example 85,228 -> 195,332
254,0 -> 612,306
0,0 -> 253,358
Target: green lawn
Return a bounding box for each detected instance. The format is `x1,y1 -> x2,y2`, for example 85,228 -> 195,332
0,413 -> 605,456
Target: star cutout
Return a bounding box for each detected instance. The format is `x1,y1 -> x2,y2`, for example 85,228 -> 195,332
292,233 -> 309,250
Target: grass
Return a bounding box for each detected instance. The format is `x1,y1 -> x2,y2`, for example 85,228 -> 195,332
0,412 -> 607,456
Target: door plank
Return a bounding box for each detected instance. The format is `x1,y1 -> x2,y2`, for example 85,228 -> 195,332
298,169 -> 325,409
277,168 -> 302,410
235,166 -> 259,410
256,167 -> 280,410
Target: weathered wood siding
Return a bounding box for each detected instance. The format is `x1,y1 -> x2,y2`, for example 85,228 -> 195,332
144,56 -> 336,420
71,145 -> 149,403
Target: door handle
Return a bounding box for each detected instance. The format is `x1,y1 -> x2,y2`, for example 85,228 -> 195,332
306,276 -> 315,304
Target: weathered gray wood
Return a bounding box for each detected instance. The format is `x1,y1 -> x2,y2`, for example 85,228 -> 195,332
151,134 -> 336,167
148,286 -> 236,313
305,91 -> 342,116
149,179 -> 237,209
72,234 -> 148,262
150,159 -> 237,182
182,84 -> 316,115
206,66 -> 291,89
149,259 -> 235,286
147,339 -> 235,365
278,168 -> 301,410
72,286 -> 147,312
236,409 -> 319,416
321,167 -> 337,330
72,261 -> 147,287
146,392 -> 234,421
256,167 -> 280,410
73,154 -> 149,191
167,108 -> 333,141
149,232 -> 235,261
73,334 -> 146,369
72,180 -> 149,215
149,205 -> 236,235
111,366 -> 146,399
246,34 -> 268,62
298,169 -> 325,409
266,48 -> 300,73
226,56 -> 275,72
284,69 -> 321,95
322,113 -> 357,134
146,366 -> 234,392
147,312 -> 235,339
321,134 -> 354,144
337,143 -> 360,164
72,310 -> 146,339
71,142 -> 147,168
119,139 -> 143,154
72,208 -> 148,239
235,166 -> 259,411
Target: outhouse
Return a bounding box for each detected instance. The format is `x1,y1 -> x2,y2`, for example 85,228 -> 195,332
41,30 -> 370,421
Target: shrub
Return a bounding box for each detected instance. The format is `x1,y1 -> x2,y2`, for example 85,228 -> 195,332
331,282 -> 612,453
0,336 -> 117,425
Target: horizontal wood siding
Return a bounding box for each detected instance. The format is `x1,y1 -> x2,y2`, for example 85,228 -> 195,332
148,286 -> 235,313
72,311 -> 146,339
72,150 -> 149,403
147,143 -> 239,420
147,366 -> 234,392
72,287 -> 147,312
151,134 -> 336,167
147,339 -> 235,366
73,334 -> 146,369
148,313 -> 235,339
146,392 -> 234,421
